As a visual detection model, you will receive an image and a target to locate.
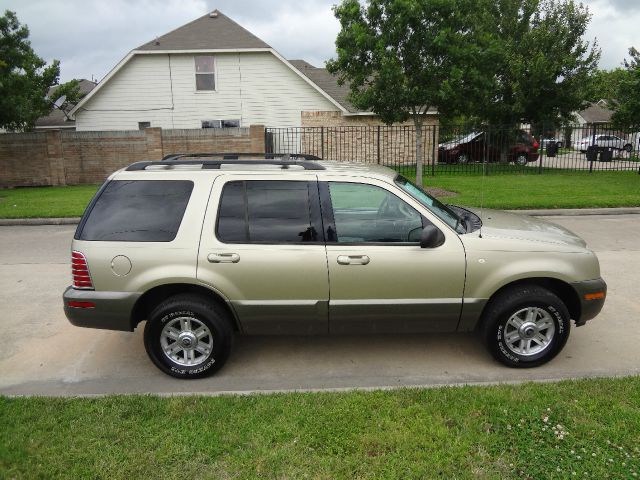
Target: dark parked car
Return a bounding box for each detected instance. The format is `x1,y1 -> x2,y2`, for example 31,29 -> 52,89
438,131 -> 540,165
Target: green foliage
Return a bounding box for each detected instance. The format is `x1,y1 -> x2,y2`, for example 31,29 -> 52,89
327,0 -> 495,184
611,47 -> 640,129
0,10 -> 65,131
482,0 -> 600,129
588,67 -> 628,105
327,0 -> 493,124
49,79 -> 83,117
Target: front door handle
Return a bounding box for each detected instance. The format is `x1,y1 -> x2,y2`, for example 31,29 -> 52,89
337,255 -> 370,265
208,253 -> 240,263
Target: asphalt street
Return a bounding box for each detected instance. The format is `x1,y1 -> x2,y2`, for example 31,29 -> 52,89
0,214 -> 638,396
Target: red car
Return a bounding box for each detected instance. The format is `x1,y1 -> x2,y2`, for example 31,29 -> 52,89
438,131 -> 540,165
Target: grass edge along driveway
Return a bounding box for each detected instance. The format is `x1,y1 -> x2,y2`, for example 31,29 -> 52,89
1,376 -> 639,479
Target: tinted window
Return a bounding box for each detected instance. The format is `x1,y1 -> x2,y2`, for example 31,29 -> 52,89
78,180 -> 193,242
328,182 -> 423,243
217,181 -> 318,243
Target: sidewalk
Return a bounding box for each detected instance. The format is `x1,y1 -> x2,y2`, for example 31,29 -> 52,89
1,207 -> 639,226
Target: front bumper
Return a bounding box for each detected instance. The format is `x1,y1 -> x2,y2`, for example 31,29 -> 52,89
571,277 -> 607,326
63,286 -> 141,332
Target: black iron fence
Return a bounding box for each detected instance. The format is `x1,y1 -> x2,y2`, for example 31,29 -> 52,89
265,124 -> 640,175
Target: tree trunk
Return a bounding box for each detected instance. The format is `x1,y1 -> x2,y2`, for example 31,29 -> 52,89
414,116 -> 424,187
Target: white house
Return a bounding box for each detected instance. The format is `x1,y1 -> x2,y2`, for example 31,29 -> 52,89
70,10 -> 356,131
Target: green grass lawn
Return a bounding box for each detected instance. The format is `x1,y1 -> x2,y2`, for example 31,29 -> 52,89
0,184 -> 99,218
0,170 -> 638,218
424,171 -> 640,210
1,377 -> 639,479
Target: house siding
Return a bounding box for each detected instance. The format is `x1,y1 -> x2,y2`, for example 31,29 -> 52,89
74,52 -> 339,131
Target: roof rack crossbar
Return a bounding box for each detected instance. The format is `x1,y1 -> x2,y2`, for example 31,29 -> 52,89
125,159 -> 325,171
161,152 -> 320,161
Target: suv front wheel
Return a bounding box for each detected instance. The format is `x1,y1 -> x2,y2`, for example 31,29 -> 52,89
144,294 -> 233,378
480,285 -> 571,368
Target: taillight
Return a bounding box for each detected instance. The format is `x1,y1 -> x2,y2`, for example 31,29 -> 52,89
71,251 -> 94,290
533,140 -> 540,149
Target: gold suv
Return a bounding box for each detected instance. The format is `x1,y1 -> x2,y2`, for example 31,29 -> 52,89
63,155 -> 606,378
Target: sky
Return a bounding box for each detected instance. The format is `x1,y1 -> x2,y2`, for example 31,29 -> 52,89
5,0 -> 640,83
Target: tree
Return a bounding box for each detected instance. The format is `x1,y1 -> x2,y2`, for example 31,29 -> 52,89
611,47 -> 640,129
588,67 -> 628,105
482,0 -> 600,132
0,10 -> 75,131
326,0 -> 494,186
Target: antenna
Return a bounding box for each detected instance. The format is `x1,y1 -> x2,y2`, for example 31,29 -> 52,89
53,94 -> 67,109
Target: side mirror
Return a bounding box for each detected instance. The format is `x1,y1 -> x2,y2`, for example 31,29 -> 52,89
420,225 -> 445,249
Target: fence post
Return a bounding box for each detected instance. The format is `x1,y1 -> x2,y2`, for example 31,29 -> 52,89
321,127 -> 325,159
538,124 -> 544,174
431,125 -> 436,176
376,125 -> 381,164
45,129 -> 66,186
145,127 -> 164,160
589,124 -> 597,173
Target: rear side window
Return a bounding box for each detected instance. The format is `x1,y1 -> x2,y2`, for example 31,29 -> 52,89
77,180 -> 193,241
217,180 -> 320,243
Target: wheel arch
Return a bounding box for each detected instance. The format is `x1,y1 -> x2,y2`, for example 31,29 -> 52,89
477,277 -> 580,329
131,283 -> 241,332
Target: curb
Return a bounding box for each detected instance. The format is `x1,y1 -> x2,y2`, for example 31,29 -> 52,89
0,217 -> 81,226
1,208 -> 639,226
506,207 -> 640,217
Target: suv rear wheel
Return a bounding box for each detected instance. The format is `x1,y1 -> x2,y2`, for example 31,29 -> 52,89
480,285 -> 570,368
144,294 -> 233,378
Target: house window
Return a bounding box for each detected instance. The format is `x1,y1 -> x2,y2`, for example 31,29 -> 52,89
195,56 -> 215,91
138,121 -> 151,130
201,119 -> 240,129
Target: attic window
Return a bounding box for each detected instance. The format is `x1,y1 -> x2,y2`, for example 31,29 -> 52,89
195,56 -> 215,91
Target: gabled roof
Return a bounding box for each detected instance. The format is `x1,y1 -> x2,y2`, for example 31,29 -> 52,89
137,10 -> 270,51
288,60 -> 359,113
578,103 -> 613,124
71,11 -> 349,117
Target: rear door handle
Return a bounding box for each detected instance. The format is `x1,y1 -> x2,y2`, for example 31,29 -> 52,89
208,253 -> 240,263
337,255 -> 370,265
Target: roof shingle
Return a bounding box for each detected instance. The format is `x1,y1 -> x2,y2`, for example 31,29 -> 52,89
288,59 -> 359,113
137,10 -> 271,51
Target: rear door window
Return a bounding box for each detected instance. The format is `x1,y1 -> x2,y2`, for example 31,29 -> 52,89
216,180 -> 322,243
77,180 -> 193,241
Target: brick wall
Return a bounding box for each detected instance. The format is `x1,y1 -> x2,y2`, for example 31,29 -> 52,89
300,111 -> 439,165
0,126 -> 265,187
0,133 -> 50,187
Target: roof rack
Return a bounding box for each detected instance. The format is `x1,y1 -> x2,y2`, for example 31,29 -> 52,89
161,152 -> 321,161
126,158 -> 325,172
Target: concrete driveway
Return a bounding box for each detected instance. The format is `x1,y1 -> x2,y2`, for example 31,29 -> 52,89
1,215 -> 638,396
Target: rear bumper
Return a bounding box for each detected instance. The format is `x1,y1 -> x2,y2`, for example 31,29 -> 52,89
571,278 -> 607,326
63,286 -> 141,332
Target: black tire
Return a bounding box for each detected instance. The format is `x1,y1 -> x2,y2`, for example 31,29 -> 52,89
144,294 -> 233,379
480,285 -> 570,368
624,143 -> 633,153
456,152 -> 471,164
514,154 -> 529,166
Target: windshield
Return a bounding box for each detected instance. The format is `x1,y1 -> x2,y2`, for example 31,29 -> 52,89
395,175 -> 465,233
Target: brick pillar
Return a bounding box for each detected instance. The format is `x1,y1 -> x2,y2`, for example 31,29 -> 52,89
46,130 -> 66,186
145,127 -> 164,160
249,125 -> 265,153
